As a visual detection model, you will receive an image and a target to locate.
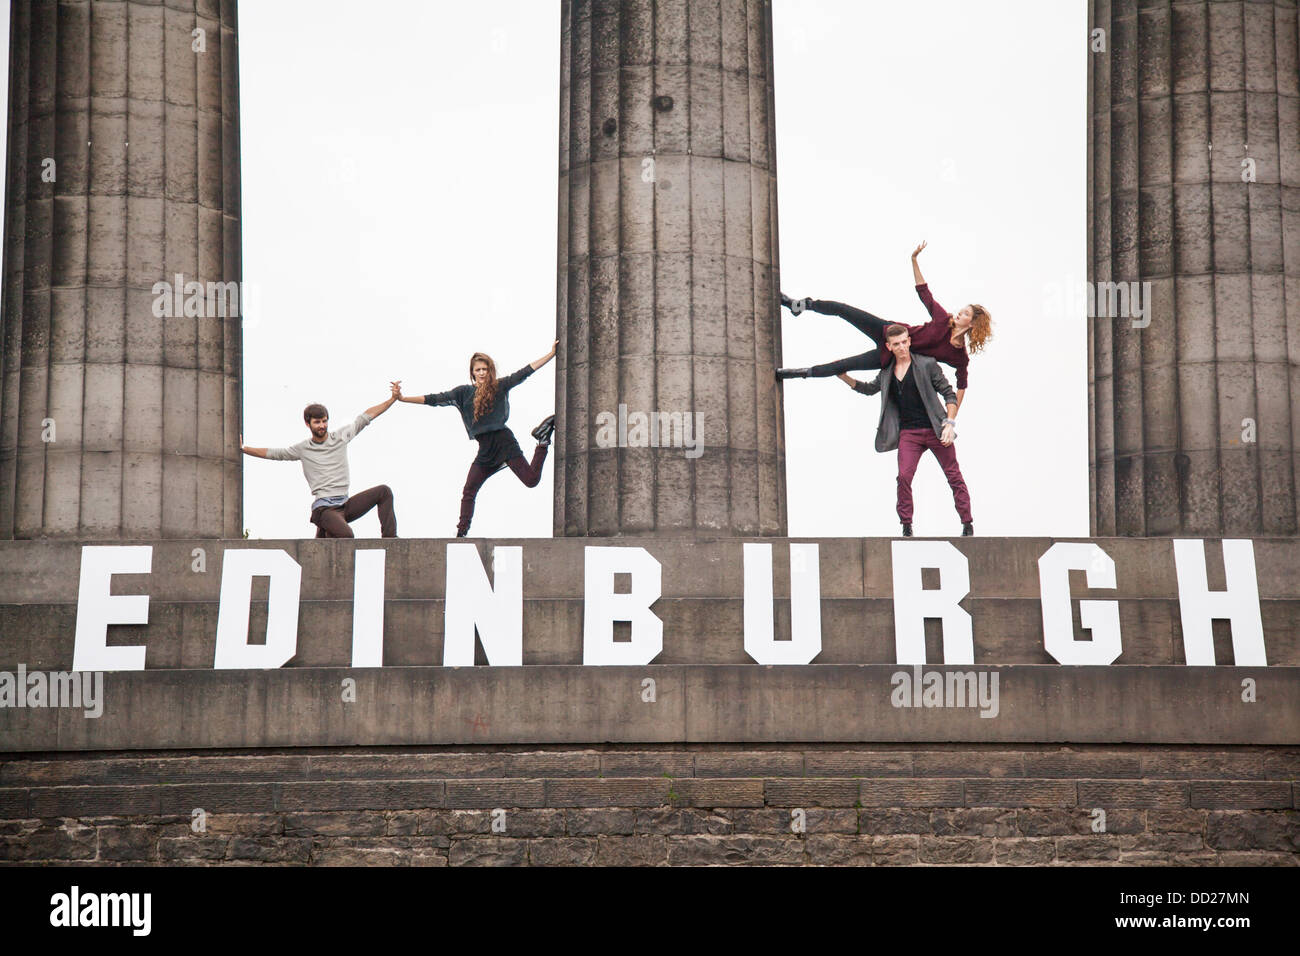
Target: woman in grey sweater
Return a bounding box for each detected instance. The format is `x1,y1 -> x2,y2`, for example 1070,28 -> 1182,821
399,340 -> 557,537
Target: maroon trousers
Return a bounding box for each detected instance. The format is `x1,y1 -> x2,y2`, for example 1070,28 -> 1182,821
458,444 -> 549,536
896,428 -> 972,525
311,484 -> 397,538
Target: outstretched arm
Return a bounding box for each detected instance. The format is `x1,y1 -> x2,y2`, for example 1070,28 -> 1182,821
911,241 -> 927,285
240,434 -> 269,459
531,339 -> 559,372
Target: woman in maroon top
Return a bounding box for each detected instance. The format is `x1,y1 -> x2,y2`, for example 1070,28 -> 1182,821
776,241 -> 992,413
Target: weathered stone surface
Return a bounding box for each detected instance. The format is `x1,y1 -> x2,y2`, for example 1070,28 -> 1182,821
97,825 -> 157,861
805,834 -> 872,866
634,808 -> 731,835
0,825 -> 96,860
672,778 -> 764,808
763,779 -> 859,807
448,837 -> 529,867
594,835 -> 667,866
666,835 -> 804,866
1205,810 -> 1300,851
1055,836 -> 1122,862
919,836 -> 994,865
224,837 -> 312,863
1146,809 -> 1207,833
993,838 -> 1055,865
528,837 -> 598,866
565,808 -> 637,836
871,835 -> 919,866
158,836 -> 228,861
930,808 -> 1017,837
282,812 -> 386,838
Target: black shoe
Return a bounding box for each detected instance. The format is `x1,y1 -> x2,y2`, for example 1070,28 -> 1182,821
780,293 -> 807,315
775,367 -> 812,381
961,522 -> 974,536
456,529 -> 467,538
901,524 -> 913,537
531,414 -> 556,445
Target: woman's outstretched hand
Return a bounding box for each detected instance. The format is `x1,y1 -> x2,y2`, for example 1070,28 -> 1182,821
912,240 -> 927,259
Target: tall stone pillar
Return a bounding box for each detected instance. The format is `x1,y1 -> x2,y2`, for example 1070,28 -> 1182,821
554,0 -> 787,536
1088,0 -> 1300,535
1,0 -> 242,539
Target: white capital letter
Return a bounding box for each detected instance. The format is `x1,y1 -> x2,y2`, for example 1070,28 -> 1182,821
214,549 -> 301,669
444,544 -> 522,666
73,546 -> 151,672
583,547 -> 663,665
890,541 -> 972,665
743,543 -> 822,664
1038,542 -> 1121,665
1172,540 -> 1266,665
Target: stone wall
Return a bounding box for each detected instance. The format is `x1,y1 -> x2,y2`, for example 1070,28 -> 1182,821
1,745 -> 1296,866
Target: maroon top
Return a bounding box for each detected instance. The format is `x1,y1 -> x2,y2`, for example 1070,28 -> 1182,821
901,284 -> 969,390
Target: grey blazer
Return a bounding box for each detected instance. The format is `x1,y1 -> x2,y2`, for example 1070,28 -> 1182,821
853,353 -> 958,453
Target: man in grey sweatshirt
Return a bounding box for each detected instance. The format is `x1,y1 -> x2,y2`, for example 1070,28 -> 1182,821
241,383 -> 401,538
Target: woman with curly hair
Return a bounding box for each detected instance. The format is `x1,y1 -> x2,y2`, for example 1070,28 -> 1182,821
776,241 -> 992,414
399,340 -> 557,536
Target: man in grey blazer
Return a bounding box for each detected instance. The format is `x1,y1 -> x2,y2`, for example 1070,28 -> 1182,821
839,324 -> 974,537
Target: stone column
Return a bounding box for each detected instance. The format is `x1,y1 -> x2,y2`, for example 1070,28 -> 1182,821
554,0 -> 787,536
1088,0 -> 1300,535
1,0 -> 242,539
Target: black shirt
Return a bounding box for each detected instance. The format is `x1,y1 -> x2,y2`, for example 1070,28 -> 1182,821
425,364 -> 534,438
890,363 -> 931,431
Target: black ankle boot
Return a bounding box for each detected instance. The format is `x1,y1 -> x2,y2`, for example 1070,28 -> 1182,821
531,414 -> 557,445
901,524 -> 913,537
775,367 -> 812,381
961,522 -> 974,536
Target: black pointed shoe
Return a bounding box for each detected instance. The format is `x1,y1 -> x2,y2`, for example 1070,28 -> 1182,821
962,522 -> 974,536
775,367 -> 813,381
780,293 -> 807,315
531,414 -> 557,445
902,524 -> 913,537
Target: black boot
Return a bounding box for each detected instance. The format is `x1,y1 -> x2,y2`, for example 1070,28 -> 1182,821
775,367 -> 813,381
961,522 -> 974,537
901,524 -> 913,537
531,414 -> 557,445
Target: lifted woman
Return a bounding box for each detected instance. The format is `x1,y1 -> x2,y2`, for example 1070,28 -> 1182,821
777,241 -> 991,415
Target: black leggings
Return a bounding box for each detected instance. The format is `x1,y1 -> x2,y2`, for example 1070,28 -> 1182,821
804,299 -> 891,378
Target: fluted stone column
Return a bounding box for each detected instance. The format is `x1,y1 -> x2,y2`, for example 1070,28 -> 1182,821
1,0 -> 242,539
1088,0 -> 1300,535
554,0 -> 787,536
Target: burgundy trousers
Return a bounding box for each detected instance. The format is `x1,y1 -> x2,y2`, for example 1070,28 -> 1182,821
895,427 -> 972,524
311,484 -> 397,538
458,444 -> 549,536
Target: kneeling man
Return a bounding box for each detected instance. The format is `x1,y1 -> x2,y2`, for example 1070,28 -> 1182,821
241,383 -> 401,538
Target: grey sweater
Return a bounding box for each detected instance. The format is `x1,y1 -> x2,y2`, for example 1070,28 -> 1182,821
266,413 -> 372,502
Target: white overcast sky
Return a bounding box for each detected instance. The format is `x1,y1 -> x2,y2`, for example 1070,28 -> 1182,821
2,1 -> 1089,540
